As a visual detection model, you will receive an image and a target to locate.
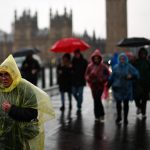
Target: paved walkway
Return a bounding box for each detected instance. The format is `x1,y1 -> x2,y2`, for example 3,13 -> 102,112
44,86 -> 150,150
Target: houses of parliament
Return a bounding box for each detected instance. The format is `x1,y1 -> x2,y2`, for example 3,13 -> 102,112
0,8 -> 105,64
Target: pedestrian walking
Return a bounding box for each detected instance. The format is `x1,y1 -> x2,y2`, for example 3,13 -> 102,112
85,49 -> 110,122
0,55 -> 55,150
110,52 -> 119,71
107,53 -> 139,125
57,53 -> 72,111
21,53 -> 41,85
132,47 -> 150,119
72,49 -> 88,112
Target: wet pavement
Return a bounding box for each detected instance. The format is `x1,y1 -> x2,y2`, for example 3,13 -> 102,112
44,87 -> 150,150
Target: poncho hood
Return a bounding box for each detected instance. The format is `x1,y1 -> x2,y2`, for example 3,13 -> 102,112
118,52 -> 128,64
0,55 -> 21,92
91,49 -> 102,59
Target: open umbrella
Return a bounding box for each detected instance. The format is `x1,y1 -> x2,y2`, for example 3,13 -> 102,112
49,37 -> 90,53
13,48 -> 40,57
117,37 -> 150,47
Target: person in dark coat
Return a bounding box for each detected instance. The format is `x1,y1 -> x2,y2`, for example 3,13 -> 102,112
133,47 -> 150,119
71,49 -> 88,112
57,53 -> 72,111
85,49 -> 110,122
21,54 -> 41,85
107,53 -> 139,125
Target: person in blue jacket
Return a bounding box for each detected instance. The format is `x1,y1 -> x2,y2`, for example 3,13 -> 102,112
110,52 -> 119,70
107,53 -> 139,125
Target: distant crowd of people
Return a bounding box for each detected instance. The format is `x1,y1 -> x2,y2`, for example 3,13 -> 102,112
56,47 -> 150,125
12,47 -> 150,125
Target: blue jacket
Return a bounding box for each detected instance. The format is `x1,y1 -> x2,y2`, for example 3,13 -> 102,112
109,53 -> 139,101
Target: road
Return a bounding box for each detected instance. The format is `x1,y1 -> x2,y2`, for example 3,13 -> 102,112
44,87 -> 150,150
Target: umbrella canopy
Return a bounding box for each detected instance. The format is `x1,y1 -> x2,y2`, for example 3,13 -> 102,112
13,48 -> 40,57
117,37 -> 150,47
49,37 -> 90,53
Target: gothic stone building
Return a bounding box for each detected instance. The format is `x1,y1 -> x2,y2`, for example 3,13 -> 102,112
0,8 -> 105,64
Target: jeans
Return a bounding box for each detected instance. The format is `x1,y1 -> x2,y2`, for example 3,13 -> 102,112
72,86 -> 84,109
60,92 -> 72,107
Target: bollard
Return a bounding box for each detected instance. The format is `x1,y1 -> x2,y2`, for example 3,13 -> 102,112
49,64 -> 53,86
41,67 -> 45,88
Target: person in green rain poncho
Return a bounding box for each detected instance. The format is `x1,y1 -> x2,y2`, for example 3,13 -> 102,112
0,55 -> 55,150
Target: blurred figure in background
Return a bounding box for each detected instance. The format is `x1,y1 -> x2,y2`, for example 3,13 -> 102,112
110,52 -> 119,71
107,53 -> 139,125
57,53 -> 72,111
85,49 -> 110,122
21,54 -> 41,85
133,47 -> 150,119
125,51 -> 136,65
72,49 -> 88,112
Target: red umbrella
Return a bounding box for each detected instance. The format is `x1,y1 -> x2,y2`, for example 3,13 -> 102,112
49,37 -> 90,53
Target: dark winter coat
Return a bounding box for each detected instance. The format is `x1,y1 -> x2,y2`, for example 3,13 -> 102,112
72,55 -> 87,86
133,58 -> 150,100
57,64 -> 72,92
21,57 -> 41,85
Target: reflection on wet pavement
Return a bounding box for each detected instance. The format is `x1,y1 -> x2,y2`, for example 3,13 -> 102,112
45,87 -> 150,150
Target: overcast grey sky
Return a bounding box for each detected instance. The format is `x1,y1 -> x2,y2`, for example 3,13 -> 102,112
1,0 -> 150,39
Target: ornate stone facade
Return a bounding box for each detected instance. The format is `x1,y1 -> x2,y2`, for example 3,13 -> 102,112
0,8 -> 105,64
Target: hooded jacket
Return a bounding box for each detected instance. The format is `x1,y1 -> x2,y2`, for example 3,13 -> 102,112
0,55 -> 55,150
85,49 -> 110,91
108,53 -> 139,101
133,48 -> 150,89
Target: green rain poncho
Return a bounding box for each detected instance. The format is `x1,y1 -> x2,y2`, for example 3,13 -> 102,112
0,55 -> 55,150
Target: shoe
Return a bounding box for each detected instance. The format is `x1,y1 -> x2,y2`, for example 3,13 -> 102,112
142,115 -> 147,120
116,118 -> 122,125
100,116 -> 105,122
60,106 -> 65,111
76,109 -> 81,115
136,108 -> 141,115
136,114 -> 142,119
77,108 -> 81,112
124,119 -> 128,125
95,118 -> 100,122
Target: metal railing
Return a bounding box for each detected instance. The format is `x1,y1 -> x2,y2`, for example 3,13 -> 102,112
37,66 -> 59,96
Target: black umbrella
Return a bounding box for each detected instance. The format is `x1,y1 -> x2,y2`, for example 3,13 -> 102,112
13,48 -> 40,57
117,37 -> 150,47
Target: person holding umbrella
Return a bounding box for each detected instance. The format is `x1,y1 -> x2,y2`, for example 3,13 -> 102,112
71,49 -> 88,112
133,47 -> 150,119
49,37 -> 90,112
